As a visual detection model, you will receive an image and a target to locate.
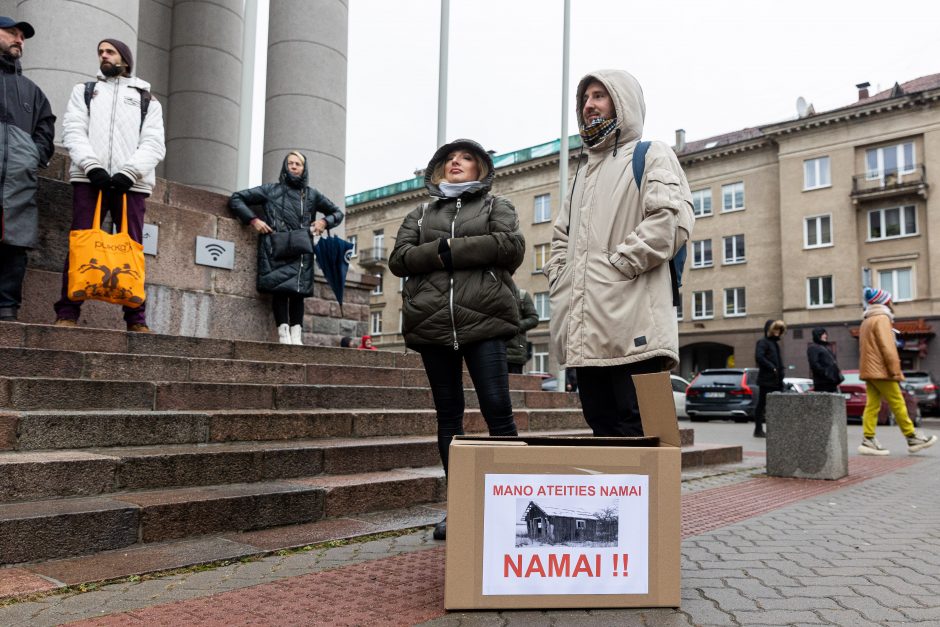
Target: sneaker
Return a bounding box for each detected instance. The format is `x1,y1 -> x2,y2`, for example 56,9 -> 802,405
126,323 -> 152,333
906,431 -> 938,453
858,437 -> 890,456
53,318 -> 78,327
0,307 -> 17,321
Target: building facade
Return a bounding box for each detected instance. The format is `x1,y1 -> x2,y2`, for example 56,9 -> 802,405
345,74 -> 940,382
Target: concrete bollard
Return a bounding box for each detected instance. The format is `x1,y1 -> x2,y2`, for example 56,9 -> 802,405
766,392 -> 848,480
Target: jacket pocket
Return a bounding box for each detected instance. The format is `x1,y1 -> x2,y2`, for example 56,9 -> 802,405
594,249 -> 636,283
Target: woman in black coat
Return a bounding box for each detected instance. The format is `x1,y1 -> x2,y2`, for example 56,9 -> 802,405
229,151 -> 343,344
807,327 -> 843,392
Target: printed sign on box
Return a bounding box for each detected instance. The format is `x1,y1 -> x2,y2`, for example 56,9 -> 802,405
482,473 -> 649,596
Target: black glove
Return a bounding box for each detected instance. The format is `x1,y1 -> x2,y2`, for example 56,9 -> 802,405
110,173 -> 134,193
86,167 -> 111,188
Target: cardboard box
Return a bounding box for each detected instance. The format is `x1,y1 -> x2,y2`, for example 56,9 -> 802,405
444,372 -> 681,609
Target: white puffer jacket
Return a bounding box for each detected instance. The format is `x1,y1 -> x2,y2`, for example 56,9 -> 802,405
62,73 -> 165,195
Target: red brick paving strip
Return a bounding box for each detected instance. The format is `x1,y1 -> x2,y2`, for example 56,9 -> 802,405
0,568 -> 57,598
66,456 -> 918,626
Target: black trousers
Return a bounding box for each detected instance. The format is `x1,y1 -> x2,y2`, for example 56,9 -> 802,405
755,383 -> 781,433
419,338 -> 518,474
272,294 -> 305,326
576,358 -> 665,437
0,243 -> 28,312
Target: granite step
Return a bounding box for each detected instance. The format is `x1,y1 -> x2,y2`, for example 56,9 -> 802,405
0,377 -> 578,412
0,467 -> 445,564
3,408 -> 591,450
0,346 -> 543,390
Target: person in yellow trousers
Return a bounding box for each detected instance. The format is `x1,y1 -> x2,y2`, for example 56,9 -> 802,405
857,287 -> 937,455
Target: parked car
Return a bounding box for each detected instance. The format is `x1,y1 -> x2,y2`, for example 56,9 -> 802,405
901,371 -> 940,416
838,370 -> 921,426
685,368 -> 759,423
531,372 -> 558,392
783,377 -> 814,393
671,375 -> 690,418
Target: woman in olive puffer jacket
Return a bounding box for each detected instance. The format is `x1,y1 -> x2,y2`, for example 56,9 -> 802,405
389,139 -> 524,540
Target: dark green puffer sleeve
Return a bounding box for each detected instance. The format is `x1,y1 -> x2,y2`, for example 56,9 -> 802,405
389,206 -> 445,277
448,197 -> 524,272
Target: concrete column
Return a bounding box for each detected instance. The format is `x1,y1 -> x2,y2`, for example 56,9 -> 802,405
17,0 -> 139,143
263,0 -> 348,216
164,0 -> 244,194
0,2 -> 17,19
136,0 -> 172,179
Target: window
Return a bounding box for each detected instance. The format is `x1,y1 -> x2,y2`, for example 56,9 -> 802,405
866,141 -> 915,179
534,243 -> 550,272
398,276 -> 405,292
804,215 -> 832,248
534,193 -> 551,223
692,290 -> 713,319
723,234 -> 745,264
372,273 -> 383,295
398,309 -> 403,333
575,520 -> 586,529
721,182 -> 744,212
348,234 -> 358,257
534,291 -> 550,321
724,287 -> 746,317
807,276 -> 833,308
803,157 -> 831,190
676,294 -> 683,321
691,189 -> 712,217
370,311 -> 383,335
878,268 -> 913,302
868,205 -> 917,240
532,343 -> 549,373
691,239 -> 713,268
372,230 -> 384,256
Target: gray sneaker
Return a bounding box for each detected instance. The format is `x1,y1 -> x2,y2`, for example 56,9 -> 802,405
858,437 -> 890,456
906,431 -> 938,453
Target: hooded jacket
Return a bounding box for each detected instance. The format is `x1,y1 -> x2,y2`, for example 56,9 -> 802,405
389,139 -> 525,349
755,319 -> 786,387
807,327 -> 843,391
229,153 -> 344,296
62,72 -> 165,194
543,70 -> 694,369
506,288 -> 539,365
859,304 -> 904,381
0,55 -> 56,248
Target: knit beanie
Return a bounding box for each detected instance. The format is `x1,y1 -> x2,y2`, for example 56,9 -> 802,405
864,287 -> 891,305
99,38 -> 133,76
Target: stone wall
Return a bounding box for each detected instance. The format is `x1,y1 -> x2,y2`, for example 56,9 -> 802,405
21,150 -> 375,345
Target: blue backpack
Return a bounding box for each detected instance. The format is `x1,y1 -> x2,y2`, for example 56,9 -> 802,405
632,141 -> 687,308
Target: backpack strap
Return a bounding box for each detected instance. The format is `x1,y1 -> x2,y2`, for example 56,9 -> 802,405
632,140 -> 651,189
83,81 -> 151,131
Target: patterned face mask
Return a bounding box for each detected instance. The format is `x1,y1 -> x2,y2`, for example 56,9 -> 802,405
579,117 -> 619,148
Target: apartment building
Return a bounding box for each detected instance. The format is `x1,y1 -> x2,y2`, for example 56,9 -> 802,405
345,72 -> 940,380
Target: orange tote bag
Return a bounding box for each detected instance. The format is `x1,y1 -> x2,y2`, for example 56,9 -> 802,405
66,192 -> 146,308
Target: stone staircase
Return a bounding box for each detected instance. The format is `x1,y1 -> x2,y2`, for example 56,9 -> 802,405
0,321 -> 741,568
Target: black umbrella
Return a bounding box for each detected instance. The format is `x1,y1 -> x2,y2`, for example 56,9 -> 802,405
314,233 -> 355,314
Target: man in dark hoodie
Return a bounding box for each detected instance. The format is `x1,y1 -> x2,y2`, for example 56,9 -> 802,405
807,327 -> 843,393
754,319 -> 786,437
0,17 -> 56,322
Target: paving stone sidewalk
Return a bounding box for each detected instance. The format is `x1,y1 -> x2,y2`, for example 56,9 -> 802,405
2,452 -> 938,626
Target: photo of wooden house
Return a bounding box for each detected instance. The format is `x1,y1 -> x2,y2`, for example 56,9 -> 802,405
518,500 -> 619,547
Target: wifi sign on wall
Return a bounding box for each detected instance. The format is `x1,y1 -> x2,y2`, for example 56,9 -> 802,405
195,236 -> 235,269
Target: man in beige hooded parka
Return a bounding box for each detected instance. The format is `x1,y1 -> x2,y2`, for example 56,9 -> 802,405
544,69 -> 694,436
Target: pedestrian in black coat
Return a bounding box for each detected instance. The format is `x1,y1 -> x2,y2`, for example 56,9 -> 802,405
754,319 -> 786,438
807,327 -> 843,393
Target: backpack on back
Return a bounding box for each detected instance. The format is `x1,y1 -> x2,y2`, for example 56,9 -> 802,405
84,81 -> 151,131
632,140 -> 688,308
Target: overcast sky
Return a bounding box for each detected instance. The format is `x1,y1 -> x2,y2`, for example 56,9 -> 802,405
343,0 -> 940,196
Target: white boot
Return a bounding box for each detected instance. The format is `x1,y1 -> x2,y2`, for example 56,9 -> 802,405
290,324 -> 303,345
277,323 -> 291,344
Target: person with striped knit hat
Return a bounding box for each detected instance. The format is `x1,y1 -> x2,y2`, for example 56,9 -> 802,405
857,286 -> 936,455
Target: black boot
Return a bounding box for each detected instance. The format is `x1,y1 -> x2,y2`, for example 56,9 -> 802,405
753,429 -> 766,438
433,517 -> 447,540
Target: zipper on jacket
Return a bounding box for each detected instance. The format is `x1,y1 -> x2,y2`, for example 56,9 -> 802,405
107,77 -> 119,172
448,197 -> 462,350
0,73 -> 10,205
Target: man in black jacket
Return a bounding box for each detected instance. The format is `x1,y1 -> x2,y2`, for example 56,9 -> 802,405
0,17 -> 55,321
807,327 -> 843,393
754,319 -> 786,438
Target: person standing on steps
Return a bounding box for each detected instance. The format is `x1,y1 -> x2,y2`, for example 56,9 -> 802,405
506,287 -> 538,374
857,287 -> 936,455
0,16 -> 55,323
807,327 -> 843,393
229,151 -> 343,345
754,319 -> 786,438
389,138 -> 524,541
54,38 -> 165,332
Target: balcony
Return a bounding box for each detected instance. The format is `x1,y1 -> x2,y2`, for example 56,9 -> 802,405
851,165 -> 928,205
357,247 -> 388,267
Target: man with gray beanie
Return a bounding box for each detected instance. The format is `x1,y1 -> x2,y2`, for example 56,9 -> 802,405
54,38 -> 165,332
0,16 -> 55,322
